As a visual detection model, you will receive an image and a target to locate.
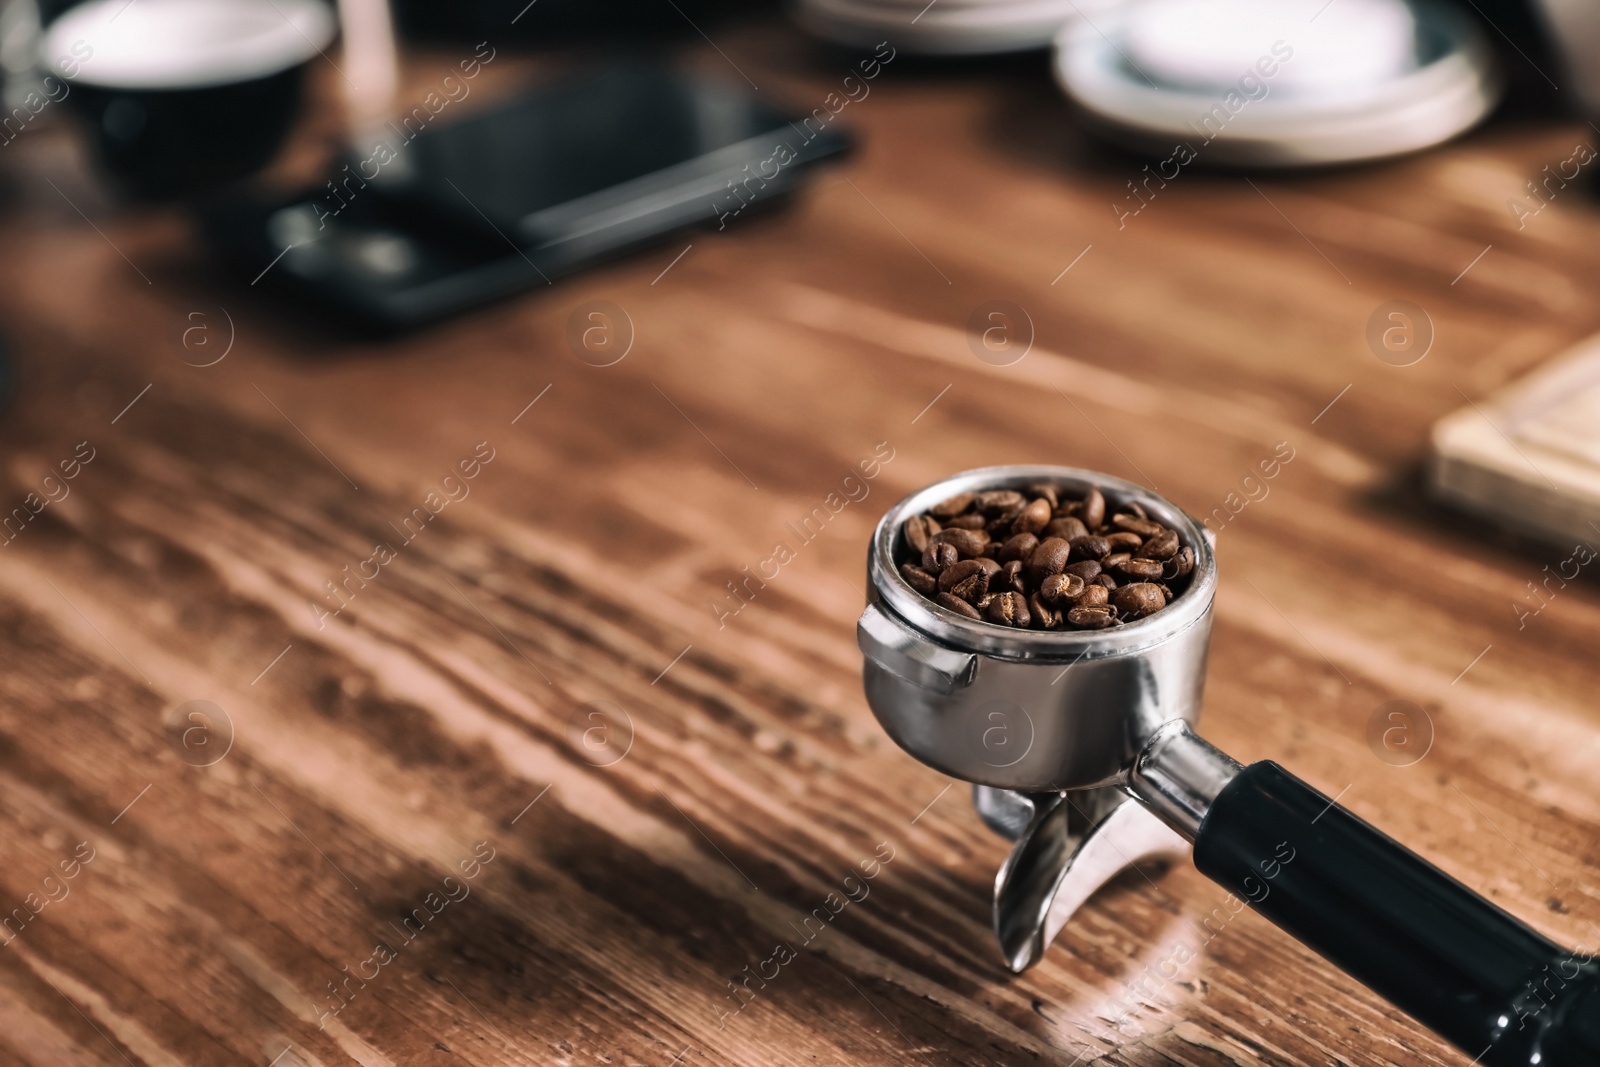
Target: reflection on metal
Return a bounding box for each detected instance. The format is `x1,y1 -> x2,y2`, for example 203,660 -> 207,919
988,787 -> 1188,973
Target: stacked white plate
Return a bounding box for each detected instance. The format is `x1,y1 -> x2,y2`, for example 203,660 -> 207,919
794,0 -> 1124,56
1053,0 -> 1502,165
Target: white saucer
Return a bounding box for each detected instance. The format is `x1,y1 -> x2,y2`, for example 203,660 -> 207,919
794,0 -> 1123,56
1052,0 -> 1501,165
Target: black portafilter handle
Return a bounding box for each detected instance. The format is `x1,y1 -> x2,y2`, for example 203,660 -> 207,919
1131,727 -> 1600,1067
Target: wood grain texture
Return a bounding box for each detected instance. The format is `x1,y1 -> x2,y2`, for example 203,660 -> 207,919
0,19 -> 1597,1067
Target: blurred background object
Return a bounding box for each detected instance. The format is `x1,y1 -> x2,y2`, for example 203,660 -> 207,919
335,0 -> 400,142
1124,0 -> 1417,94
200,62 -> 854,328
1529,0 -> 1600,115
1,0 -> 1586,329
792,0 -> 1122,56
0,326 -> 15,414
0,0 -> 44,112
13,0 -> 857,328
1431,336 -> 1600,547
1053,0 -> 1502,165
388,0 -> 736,43
41,0 -> 335,200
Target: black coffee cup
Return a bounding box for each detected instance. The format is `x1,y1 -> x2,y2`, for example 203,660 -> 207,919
42,0 -> 336,201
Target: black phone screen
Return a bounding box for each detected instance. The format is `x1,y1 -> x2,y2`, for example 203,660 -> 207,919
358,64 -> 850,247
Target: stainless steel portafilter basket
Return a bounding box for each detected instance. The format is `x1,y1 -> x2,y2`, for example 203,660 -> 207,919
861,465 -> 1217,796
857,466 -> 1600,1067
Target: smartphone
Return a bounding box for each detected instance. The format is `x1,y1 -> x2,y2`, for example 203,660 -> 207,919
202,64 -> 854,330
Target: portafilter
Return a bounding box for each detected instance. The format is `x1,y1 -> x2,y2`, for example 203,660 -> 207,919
857,465 -> 1599,1067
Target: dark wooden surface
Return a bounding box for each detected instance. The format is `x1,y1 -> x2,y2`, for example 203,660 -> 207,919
0,16 -> 1597,1067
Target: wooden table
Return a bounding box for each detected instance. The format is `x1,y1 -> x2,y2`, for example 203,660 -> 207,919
0,17 -> 1596,1067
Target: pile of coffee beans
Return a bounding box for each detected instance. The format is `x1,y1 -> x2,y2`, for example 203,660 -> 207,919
897,484 -> 1196,630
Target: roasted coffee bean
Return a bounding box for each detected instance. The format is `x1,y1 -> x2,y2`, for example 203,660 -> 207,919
1067,604 -> 1117,629
1105,531 -> 1143,553
904,515 -> 941,555
986,591 -> 1030,627
929,492 -> 975,518
923,541 -> 959,573
1013,497 -> 1052,536
901,564 -> 938,595
975,489 -> 1026,516
936,591 -> 982,619
1081,488 -> 1106,530
938,558 -> 990,593
951,572 -> 990,604
1112,513 -> 1164,538
1069,535 -> 1110,562
1115,557 -> 1165,582
1064,559 -> 1101,582
1026,537 -> 1073,584
930,527 -> 989,558
1163,545 -> 1195,579
899,481 -> 1190,629
999,532 -> 1039,563
1113,583 -> 1166,619
1040,572 -> 1086,603
1138,529 -> 1179,560
1044,516 -> 1089,541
